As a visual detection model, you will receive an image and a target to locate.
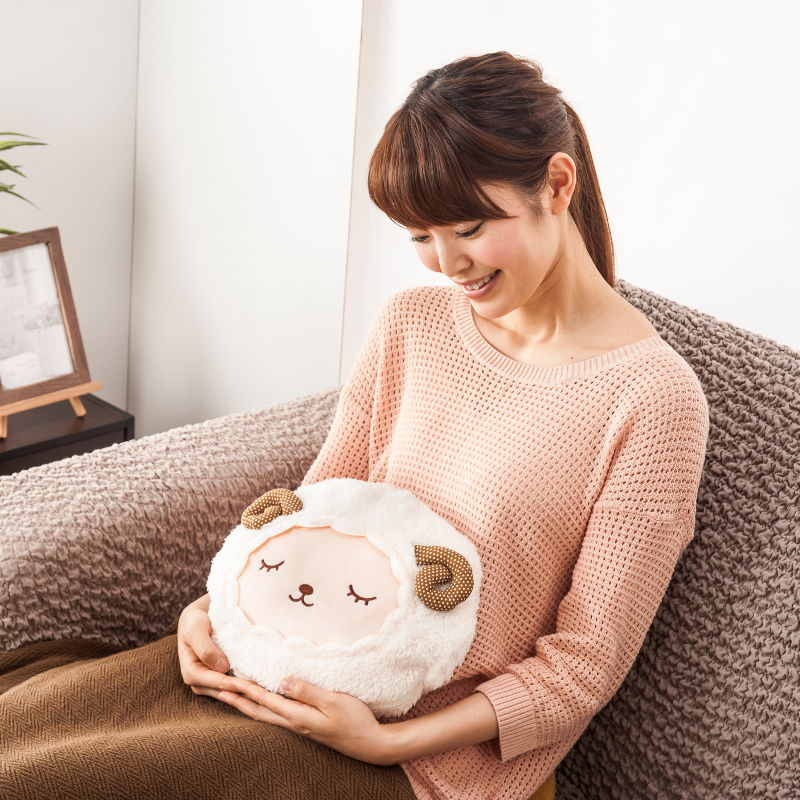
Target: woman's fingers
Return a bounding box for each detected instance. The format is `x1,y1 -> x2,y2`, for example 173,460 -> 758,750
227,677 -> 329,733
280,678 -> 335,713
230,676 -> 331,712
229,678 -> 313,717
217,677 -> 389,763
176,596 -> 232,692
218,691 -> 290,727
191,634 -> 229,673
178,643 -> 234,693
181,608 -> 229,673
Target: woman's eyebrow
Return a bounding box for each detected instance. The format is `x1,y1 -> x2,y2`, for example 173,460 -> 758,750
407,221 -> 482,234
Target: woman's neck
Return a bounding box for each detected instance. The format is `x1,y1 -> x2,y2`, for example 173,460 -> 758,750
471,225 -> 658,369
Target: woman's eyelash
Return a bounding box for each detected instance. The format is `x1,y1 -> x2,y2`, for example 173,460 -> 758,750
260,560 -> 284,571
408,222 -> 484,244
458,222 -> 484,238
347,585 -> 377,605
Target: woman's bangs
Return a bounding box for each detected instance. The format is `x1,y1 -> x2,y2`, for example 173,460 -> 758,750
368,110 -> 510,231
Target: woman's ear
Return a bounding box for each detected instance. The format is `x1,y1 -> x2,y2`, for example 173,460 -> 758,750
546,152 -> 577,215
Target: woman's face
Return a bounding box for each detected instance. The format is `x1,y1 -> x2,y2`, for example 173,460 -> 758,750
406,181 -> 570,321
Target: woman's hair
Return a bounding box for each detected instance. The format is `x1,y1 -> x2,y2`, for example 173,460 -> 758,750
368,51 -> 615,286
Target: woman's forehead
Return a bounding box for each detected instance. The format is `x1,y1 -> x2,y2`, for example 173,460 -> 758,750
403,184 -> 529,232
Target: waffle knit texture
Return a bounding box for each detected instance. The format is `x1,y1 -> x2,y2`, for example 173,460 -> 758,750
302,286 -> 710,800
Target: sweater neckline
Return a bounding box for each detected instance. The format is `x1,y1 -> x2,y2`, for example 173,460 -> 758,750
452,290 -> 670,384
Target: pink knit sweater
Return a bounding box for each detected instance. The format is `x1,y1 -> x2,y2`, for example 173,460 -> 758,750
302,286 -> 709,800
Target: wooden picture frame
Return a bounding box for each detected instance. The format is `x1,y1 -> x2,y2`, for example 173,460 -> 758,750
0,227 -> 101,437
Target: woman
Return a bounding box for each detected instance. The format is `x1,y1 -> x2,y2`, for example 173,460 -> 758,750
178,52 -> 709,800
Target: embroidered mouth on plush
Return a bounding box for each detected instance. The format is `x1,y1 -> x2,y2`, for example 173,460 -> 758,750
289,584 -> 315,607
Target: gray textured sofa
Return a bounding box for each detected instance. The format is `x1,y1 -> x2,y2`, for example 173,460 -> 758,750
1,282 -> 797,800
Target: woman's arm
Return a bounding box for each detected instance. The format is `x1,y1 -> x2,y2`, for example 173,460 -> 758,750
216,674 -> 500,766
176,592 -> 501,765
474,368 -> 711,762
178,595 -> 499,763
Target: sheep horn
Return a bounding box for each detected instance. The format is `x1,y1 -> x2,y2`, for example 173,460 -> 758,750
241,488 -> 303,530
414,544 -> 474,612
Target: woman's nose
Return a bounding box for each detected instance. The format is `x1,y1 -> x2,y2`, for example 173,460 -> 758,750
434,239 -> 469,278
299,584 -> 313,595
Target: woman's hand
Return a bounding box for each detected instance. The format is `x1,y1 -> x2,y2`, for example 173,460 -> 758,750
177,593 -> 240,698
178,596 -> 501,763
219,674 -> 500,765
219,676 -> 393,764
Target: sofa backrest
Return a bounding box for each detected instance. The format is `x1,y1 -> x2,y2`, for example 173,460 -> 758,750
556,281 -> 800,799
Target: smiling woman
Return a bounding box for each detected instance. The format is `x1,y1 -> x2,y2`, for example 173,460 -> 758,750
368,55 -> 658,372
171,52 -> 708,800
0,51 -> 708,800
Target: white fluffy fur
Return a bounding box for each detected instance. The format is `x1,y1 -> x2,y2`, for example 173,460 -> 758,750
207,479 -> 481,716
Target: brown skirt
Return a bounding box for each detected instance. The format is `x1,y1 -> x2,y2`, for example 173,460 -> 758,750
0,623 -> 415,800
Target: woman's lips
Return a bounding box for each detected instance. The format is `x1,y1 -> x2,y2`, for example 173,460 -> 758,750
460,270 -> 499,299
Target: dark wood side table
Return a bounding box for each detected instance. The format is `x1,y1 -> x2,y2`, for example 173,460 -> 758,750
0,395 -> 134,476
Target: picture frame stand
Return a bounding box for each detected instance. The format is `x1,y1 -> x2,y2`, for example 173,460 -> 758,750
0,379 -> 103,439
1,227 -> 104,442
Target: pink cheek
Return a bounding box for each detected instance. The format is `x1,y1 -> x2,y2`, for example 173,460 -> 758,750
477,239 -> 515,270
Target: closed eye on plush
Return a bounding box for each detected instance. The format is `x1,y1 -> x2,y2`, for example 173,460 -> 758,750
347,585 -> 377,605
260,560 -> 284,571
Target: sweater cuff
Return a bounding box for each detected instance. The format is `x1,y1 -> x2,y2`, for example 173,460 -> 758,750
476,673 -> 536,762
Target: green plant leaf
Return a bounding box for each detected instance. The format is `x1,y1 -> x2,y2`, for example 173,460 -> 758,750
0,159 -> 25,176
0,228 -> 19,235
0,140 -> 47,153
0,182 -> 38,207
0,132 -> 40,138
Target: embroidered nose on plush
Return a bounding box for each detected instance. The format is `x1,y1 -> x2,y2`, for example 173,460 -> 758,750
289,584 -> 315,607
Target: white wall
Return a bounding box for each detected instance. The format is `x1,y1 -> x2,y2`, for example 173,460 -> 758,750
4,0 -> 796,437
341,0 -> 800,381
0,0 -> 139,410
130,0 -> 363,436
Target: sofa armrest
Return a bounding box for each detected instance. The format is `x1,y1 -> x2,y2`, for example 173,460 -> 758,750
0,387 -> 340,654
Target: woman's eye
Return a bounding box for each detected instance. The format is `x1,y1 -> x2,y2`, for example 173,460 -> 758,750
347,585 -> 377,606
457,222 -> 484,238
408,222 -> 483,244
260,560 -> 284,572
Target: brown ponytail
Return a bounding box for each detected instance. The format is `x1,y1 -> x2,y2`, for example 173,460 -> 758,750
561,101 -> 615,286
368,52 -> 615,286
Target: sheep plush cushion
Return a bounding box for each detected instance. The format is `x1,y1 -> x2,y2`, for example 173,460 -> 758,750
206,478 -> 482,717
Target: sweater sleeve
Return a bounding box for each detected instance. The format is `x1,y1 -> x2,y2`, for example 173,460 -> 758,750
476,365 -> 710,761
301,299 -> 390,486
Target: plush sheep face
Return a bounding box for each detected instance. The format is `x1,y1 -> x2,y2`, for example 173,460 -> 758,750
236,526 -> 400,646
207,479 -> 482,716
